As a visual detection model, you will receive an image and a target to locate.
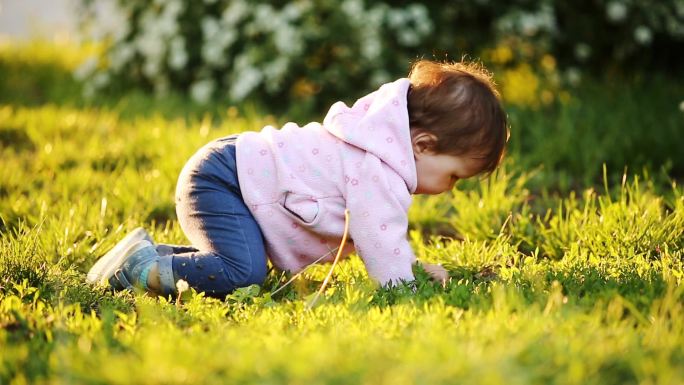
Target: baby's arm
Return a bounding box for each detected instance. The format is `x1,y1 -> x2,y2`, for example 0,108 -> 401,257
415,261 -> 449,286
344,155 -> 416,287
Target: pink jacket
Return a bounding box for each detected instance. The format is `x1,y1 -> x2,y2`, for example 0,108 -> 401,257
235,78 -> 418,286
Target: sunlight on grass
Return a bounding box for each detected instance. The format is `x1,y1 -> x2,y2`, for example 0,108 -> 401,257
0,37 -> 100,71
1,100 -> 682,384
1,39 -> 683,384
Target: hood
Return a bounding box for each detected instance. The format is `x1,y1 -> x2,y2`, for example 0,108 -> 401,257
322,78 -> 417,193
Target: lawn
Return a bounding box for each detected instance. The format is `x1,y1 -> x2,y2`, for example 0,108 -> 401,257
1,40 -> 683,385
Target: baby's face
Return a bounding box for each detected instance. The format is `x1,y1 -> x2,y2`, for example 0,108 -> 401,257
413,151 -> 483,195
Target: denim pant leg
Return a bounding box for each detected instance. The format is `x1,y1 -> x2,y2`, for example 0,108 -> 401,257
165,135 -> 268,298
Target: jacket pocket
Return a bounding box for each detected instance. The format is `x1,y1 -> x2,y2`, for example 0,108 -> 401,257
278,191 -> 321,225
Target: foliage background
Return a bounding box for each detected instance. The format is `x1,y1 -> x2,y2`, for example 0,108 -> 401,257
75,0 -> 684,186
79,0 -> 684,105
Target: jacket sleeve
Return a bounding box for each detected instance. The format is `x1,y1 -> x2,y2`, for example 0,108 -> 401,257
342,152 -> 416,287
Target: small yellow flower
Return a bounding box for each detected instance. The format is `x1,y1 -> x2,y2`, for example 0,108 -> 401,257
501,64 -> 540,107
540,55 -> 556,72
490,45 -> 513,64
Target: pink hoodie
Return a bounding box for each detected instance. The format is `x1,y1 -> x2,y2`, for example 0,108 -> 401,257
235,78 -> 418,286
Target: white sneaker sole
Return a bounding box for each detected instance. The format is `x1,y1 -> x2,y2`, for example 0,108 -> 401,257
86,227 -> 153,285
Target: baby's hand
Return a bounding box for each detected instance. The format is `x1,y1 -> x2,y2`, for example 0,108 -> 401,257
419,261 -> 450,287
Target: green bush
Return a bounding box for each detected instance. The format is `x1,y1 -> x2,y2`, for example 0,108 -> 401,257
78,0 -> 684,112
78,0 -> 435,111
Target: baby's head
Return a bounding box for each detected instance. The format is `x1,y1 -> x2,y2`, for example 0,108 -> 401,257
407,59 -> 509,194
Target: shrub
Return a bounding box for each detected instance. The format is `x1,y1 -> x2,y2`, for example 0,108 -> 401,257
77,0 -> 684,112
77,0 -> 434,111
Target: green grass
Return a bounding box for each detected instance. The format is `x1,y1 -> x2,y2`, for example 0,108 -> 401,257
1,40 -> 684,384
506,78 -> 684,190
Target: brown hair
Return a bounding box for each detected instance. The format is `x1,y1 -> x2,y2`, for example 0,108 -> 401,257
407,59 -> 509,175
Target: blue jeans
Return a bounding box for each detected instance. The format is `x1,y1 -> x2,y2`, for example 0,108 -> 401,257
158,134 -> 268,298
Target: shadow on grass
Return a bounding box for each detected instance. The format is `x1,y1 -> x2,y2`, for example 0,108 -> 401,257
375,262 -> 670,314
255,259 -> 672,315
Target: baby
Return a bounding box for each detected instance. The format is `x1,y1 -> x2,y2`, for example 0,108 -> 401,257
87,59 -> 509,298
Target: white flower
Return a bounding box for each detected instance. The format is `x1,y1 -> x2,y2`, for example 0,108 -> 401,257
606,1 -> 628,23
274,26 -> 302,55
262,57 -> 290,93
408,4 -> 433,35
496,17 -> 514,32
341,0 -> 363,17
254,4 -> 277,31
201,17 -> 220,39
218,30 -> 237,49
539,5 -> 557,32
398,30 -> 420,46
679,100 -> 684,112
494,6 -> 556,36
566,67 -> 581,86
157,14 -> 178,37
229,66 -> 262,101
387,9 -> 406,28
92,72 -> 110,89
366,7 -> 384,27
359,8 -> 384,60
169,37 -> 188,70
135,33 -> 164,63
142,60 -> 161,78
166,0 -> 183,16
190,79 -> 215,104
520,14 -> 539,35
518,6 -> 556,35
110,44 -> 135,72
202,41 -> 226,66
408,4 -> 428,22
282,2 -> 303,21
574,43 -> 591,61
111,18 -> 130,43
263,57 -> 289,83
202,16 -> 237,67
222,0 -> 250,26
175,279 -> 189,293
390,4 -> 432,42
73,56 -> 98,81
361,37 -> 381,60
634,25 -> 653,45
416,18 -> 433,36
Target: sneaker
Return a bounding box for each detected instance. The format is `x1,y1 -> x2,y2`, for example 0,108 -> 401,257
86,227 -> 154,285
107,240 -> 159,291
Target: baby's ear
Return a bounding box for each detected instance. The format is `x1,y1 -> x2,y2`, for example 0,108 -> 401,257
411,131 -> 438,155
